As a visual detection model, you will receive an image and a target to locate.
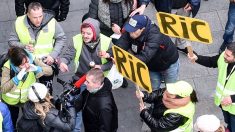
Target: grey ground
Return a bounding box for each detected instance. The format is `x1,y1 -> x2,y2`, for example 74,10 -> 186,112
0,0 -> 230,131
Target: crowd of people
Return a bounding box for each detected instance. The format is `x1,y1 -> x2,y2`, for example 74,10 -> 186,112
0,0 -> 234,132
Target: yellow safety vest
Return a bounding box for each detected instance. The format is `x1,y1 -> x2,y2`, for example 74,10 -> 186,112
164,102 -> 195,132
15,15 -> 55,58
73,33 -> 111,75
214,52 -> 235,114
1,60 -> 36,105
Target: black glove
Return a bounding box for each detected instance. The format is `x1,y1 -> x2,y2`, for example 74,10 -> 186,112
56,15 -> 66,22
65,94 -> 75,108
59,107 -> 71,123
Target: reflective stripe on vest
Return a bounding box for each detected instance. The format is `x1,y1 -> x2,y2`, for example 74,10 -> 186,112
1,60 -> 36,105
73,34 -> 111,75
164,102 -> 195,132
214,52 -> 235,114
15,15 -> 55,58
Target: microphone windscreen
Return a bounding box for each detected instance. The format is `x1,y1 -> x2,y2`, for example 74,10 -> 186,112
74,74 -> 86,88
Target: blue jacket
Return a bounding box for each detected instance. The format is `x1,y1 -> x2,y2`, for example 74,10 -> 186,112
139,0 -> 201,17
0,102 -> 13,132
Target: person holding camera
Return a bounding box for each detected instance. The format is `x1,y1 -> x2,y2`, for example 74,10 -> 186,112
17,83 -> 76,132
1,47 -> 53,130
74,68 -> 118,132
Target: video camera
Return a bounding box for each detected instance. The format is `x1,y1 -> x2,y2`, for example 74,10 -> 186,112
56,78 -> 80,123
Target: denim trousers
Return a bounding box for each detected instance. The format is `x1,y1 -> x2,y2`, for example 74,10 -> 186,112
149,59 -> 179,90
223,2 -> 235,44
222,109 -> 235,131
73,83 -> 86,132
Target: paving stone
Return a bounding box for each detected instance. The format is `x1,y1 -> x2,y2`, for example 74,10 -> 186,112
70,0 -> 90,11
217,9 -> 229,30
60,10 -> 87,33
196,11 -> 223,32
0,0 -> 11,21
198,0 -> 229,13
7,0 -> 17,21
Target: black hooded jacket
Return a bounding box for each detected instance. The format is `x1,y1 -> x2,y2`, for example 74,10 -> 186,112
114,16 -> 179,72
75,78 -> 118,132
17,101 -> 44,132
17,101 -> 76,132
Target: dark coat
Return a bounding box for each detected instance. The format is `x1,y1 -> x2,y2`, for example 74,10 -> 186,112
17,101 -> 76,132
15,0 -> 70,21
140,88 -> 189,132
114,16 -> 179,72
75,78 -> 118,132
139,0 -> 201,17
88,0 -> 131,37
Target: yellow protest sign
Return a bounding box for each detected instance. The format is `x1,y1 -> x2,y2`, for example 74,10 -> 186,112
156,12 -> 212,44
112,45 -> 152,93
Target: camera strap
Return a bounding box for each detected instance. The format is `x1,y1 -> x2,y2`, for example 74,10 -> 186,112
32,86 -> 45,103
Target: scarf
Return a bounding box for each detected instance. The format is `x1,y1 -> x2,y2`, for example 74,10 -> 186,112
98,0 -> 132,28
85,38 -> 100,49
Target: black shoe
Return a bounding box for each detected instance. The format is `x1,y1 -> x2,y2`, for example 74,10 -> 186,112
177,47 -> 188,55
121,78 -> 128,88
219,42 -> 228,54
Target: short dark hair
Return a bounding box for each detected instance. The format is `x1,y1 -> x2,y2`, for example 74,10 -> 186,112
190,90 -> 198,103
86,68 -> 104,84
227,42 -> 235,56
8,47 -> 29,66
27,2 -> 43,13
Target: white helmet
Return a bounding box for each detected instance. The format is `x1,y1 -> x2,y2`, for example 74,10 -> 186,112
28,83 -> 48,103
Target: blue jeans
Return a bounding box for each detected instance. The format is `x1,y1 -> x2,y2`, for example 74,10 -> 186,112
222,109 -> 235,131
223,2 -> 235,44
150,59 -> 179,90
73,83 -> 86,132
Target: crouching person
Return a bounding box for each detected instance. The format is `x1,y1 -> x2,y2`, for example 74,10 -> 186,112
136,80 -> 198,132
17,83 -> 76,132
74,68 -> 118,132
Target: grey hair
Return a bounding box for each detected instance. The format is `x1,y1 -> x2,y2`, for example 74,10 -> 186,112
87,68 -> 105,84
27,2 -> 43,13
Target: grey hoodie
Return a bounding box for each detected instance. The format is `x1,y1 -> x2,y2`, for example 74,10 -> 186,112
8,10 -> 66,59
60,18 -> 112,77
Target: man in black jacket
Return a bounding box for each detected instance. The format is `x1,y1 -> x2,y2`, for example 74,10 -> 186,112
103,15 -> 179,90
74,68 -> 118,132
15,0 -> 70,22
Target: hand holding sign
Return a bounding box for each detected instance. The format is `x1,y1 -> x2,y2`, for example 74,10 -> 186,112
187,52 -> 198,63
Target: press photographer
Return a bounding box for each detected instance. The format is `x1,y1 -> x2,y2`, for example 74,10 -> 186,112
17,83 -> 76,132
